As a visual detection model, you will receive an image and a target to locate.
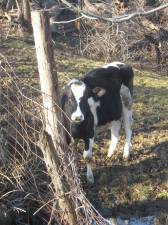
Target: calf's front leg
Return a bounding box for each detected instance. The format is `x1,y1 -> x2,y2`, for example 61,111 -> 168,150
83,137 -> 94,159
83,137 -> 95,184
86,162 -> 94,184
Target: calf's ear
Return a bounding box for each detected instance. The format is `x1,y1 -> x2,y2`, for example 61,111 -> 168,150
61,94 -> 68,108
92,87 -> 106,97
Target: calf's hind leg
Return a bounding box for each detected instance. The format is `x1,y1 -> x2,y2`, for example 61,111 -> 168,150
107,120 -> 121,157
121,85 -> 133,160
123,106 -> 133,159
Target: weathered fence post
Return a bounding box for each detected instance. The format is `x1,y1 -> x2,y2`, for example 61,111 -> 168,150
31,11 -> 78,225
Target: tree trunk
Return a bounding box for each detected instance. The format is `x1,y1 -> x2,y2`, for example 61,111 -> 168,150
23,0 -> 31,30
31,10 -> 78,225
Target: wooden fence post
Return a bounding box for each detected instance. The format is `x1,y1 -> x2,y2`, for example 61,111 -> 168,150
31,10 -> 78,225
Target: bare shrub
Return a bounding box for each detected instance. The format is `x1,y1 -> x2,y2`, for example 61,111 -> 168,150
79,8 -> 168,74
80,22 -> 129,62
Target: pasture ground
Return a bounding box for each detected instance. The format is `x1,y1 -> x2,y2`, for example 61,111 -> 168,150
0,19 -> 168,223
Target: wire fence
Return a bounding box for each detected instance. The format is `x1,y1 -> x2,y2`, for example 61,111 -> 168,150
0,52 -> 110,225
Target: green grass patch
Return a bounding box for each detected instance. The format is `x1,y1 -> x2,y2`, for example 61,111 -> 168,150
157,191 -> 168,200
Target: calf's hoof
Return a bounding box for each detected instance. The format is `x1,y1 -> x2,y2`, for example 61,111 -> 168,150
123,152 -> 130,160
107,148 -> 115,158
123,144 -> 132,160
87,173 -> 94,184
87,164 -> 94,184
83,150 -> 92,159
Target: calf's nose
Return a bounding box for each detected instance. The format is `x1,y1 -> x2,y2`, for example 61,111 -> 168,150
71,114 -> 84,122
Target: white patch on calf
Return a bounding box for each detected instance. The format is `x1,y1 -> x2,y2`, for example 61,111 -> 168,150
87,97 -> 100,127
70,81 -> 86,121
103,61 -> 124,69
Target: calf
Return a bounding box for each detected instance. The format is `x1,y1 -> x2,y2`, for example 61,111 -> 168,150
61,62 -> 133,181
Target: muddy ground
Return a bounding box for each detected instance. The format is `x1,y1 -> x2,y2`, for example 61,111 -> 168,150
0,19 -> 168,224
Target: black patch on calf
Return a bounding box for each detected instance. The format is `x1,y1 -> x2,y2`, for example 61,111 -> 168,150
82,67 -> 122,91
96,89 -> 122,126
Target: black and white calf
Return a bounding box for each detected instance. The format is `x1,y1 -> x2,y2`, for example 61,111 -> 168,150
61,62 -> 133,180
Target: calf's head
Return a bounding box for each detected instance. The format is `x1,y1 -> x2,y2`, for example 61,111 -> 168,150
62,79 -> 91,123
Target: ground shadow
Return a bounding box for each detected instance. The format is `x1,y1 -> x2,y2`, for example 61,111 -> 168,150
82,141 -> 168,219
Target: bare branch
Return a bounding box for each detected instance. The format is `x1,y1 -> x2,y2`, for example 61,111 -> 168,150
51,15 -> 84,24
60,0 -> 168,23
